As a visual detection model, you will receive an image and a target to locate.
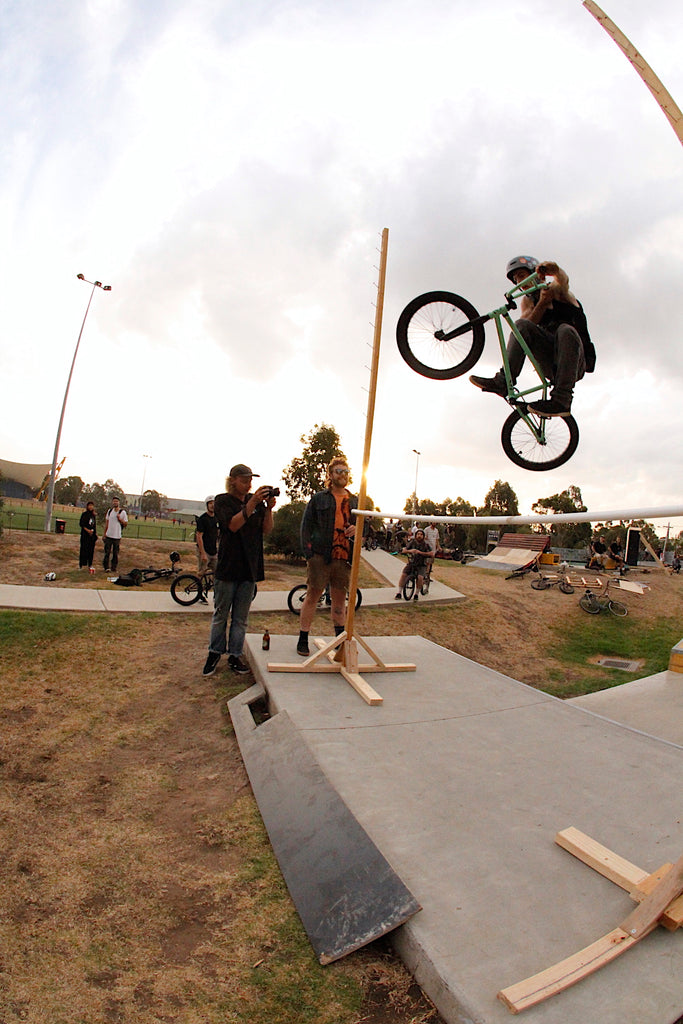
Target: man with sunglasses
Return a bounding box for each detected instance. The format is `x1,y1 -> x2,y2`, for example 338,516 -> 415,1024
202,464 -> 275,677
297,457 -> 357,656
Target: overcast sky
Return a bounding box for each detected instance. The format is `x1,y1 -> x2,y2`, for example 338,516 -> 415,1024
2,0 -> 682,534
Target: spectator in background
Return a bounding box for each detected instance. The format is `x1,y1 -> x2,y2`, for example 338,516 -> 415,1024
79,501 -> 97,569
103,498 -> 128,573
196,497 -> 218,574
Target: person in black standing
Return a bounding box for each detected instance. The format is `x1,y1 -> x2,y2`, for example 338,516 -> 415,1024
79,501 -> 98,569
202,464 -> 276,677
196,497 -> 218,574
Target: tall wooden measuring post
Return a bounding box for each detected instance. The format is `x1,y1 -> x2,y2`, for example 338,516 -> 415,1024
268,228 -> 416,703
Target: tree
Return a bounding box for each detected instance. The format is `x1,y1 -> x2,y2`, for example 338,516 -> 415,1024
532,485 -> 591,549
81,479 -> 126,520
479,480 -> 519,517
141,489 -> 167,515
282,424 -> 347,501
54,475 -> 84,506
265,501 -> 307,558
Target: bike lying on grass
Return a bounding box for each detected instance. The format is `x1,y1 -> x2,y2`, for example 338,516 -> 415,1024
114,551 -> 182,587
578,578 -> 628,617
286,583 -> 363,616
396,272 -> 579,471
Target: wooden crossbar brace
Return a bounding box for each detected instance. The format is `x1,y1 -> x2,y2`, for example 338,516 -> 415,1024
267,633 -> 416,706
497,827 -> 683,1013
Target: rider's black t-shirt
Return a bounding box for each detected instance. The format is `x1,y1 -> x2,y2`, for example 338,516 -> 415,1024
406,539 -> 431,569
533,295 -> 596,372
196,511 -> 218,555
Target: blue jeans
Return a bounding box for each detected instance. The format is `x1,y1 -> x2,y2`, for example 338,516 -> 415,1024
208,579 -> 257,657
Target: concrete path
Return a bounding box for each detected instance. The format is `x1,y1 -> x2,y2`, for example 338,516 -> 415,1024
0,551 -> 465,614
568,670 -> 683,746
240,632 -> 683,1024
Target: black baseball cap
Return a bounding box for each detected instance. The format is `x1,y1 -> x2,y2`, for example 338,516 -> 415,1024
229,464 -> 260,478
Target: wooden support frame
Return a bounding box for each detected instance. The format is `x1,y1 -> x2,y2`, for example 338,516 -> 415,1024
267,228 -> 416,705
497,827 -> 683,1014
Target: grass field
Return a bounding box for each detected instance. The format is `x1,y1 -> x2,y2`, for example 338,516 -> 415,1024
1,533 -> 681,1023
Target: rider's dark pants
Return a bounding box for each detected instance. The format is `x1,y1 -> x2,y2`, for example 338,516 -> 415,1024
103,537 -> 120,572
504,318 -> 586,407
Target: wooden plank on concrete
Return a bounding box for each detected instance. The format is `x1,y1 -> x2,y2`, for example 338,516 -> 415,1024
229,696 -> 420,963
555,827 -> 649,890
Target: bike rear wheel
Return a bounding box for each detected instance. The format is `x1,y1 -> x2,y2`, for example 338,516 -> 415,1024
171,574 -> 204,606
579,593 -> 601,615
501,410 -> 579,471
287,584 -> 362,615
421,578 -> 431,596
608,599 -> 628,617
396,291 -> 485,380
559,580 -> 575,594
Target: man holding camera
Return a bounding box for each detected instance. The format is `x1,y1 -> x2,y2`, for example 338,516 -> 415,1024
202,464 -> 276,677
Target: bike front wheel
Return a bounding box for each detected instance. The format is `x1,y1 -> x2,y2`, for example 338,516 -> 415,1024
171,573 -> 204,606
531,578 -> 550,591
608,599 -> 628,617
501,410 -> 579,472
396,291 -> 485,380
403,577 -> 416,600
559,581 -> 575,594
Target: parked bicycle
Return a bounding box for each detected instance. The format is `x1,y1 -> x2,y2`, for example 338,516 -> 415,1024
396,272 -> 579,471
171,569 -> 214,606
578,578 -> 628,617
530,565 -> 574,594
287,582 -> 362,616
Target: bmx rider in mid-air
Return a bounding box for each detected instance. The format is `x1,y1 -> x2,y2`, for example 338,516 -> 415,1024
469,255 -> 596,418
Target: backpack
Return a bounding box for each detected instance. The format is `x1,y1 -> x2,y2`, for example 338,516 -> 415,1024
114,568 -> 143,587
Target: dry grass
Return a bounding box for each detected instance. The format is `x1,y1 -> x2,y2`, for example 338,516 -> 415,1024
1,534 -> 681,1022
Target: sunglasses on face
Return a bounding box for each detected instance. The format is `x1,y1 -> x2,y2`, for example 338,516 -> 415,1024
332,467 -> 349,475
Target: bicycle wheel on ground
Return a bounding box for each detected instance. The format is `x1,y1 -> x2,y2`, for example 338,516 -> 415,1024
559,581 -> 575,594
171,574 -> 204,606
353,588 -> 363,611
608,599 -> 628,617
579,593 -> 601,615
396,291 -> 485,380
531,578 -> 551,591
287,583 -> 308,616
501,410 -> 579,472
403,577 -> 416,601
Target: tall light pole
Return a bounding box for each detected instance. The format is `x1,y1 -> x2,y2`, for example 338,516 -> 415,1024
139,454 -> 152,513
412,449 -> 421,519
44,275 -> 112,531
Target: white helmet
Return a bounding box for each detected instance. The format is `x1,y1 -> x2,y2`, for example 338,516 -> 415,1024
205,495 -> 215,505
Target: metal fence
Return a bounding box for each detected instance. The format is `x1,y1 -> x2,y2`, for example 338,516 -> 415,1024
1,509 -> 195,543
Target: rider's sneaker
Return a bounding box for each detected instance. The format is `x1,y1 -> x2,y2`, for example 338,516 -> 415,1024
528,398 -> 571,418
202,652 -> 221,677
228,655 -> 250,674
469,374 -> 507,397
296,639 -> 310,656
413,593 -> 418,601
394,593 -> 403,600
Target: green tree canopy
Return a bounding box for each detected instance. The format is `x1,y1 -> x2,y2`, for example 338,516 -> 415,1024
479,480 -> 519,517
54,475 -> 84,505
265,501 -> 307,558
532,484 -> 590,549
82,479 -> 126,519
282,424 -> 347,501
141,489 -> 167,515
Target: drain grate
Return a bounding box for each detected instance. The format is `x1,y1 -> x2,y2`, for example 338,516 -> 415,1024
597,657 -> 642,672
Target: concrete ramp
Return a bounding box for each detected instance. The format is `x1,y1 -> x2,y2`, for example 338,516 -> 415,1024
469,532 -> 550,572
240,633 -> 683,1024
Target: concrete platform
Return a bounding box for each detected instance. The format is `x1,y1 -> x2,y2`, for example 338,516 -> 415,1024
568,670 -> 683,746
241,632 -> 683,1024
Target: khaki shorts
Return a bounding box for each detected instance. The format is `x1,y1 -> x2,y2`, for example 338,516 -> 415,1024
306,554 -> 351,592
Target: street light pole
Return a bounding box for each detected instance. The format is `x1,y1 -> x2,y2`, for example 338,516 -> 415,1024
412,449 -> 421,519
44,275 -> 112,531
139,454 -> 152,513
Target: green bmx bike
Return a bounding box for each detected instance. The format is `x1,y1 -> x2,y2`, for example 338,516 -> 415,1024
396,272 -> 579,471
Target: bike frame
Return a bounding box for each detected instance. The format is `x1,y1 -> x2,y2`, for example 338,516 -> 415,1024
439,271 -> 552,440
